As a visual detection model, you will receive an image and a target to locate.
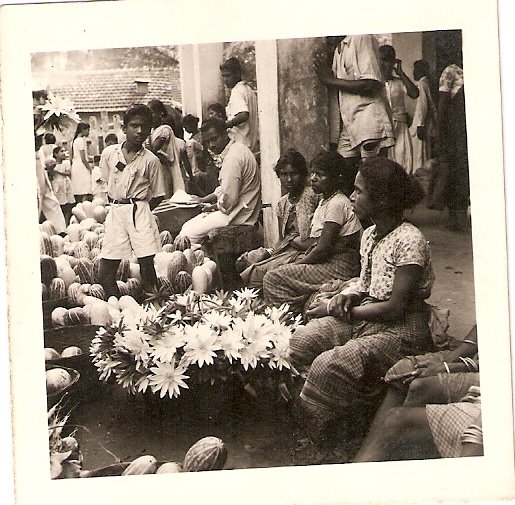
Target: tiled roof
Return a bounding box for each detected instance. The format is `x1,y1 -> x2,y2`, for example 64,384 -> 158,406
33,67 -> 182,113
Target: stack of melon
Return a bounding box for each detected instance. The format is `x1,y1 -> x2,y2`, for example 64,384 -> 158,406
155,233 -> 217,295
51,294 -> 143,328
80,436 -> 227,478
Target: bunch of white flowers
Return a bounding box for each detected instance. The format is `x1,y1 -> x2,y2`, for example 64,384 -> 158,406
91,289 -> 302,399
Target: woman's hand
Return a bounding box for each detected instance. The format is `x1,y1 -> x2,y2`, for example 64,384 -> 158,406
305,300 -> 330,319
329,293 -> 360,321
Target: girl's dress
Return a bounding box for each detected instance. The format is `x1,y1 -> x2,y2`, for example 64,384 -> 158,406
263,191 -> 362,313
385,77 -> 413,174
71,137 -> 91,196
290,221 -> 435,440
52,160 -> 75,205
410,76 -> 437,173
91,165 -> 108,204
240,186 -> 319,289
150,124 -> 184,198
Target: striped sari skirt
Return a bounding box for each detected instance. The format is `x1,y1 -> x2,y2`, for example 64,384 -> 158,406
262,250 -> 360,314
294,304 -> 434,443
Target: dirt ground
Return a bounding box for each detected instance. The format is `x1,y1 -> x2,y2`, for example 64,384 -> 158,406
68,203 -> 476,473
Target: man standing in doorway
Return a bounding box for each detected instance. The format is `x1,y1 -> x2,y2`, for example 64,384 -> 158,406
220,57 -> 259,153
314,35 -> 394,181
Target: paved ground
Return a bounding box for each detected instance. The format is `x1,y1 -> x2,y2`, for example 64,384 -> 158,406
409,203 -> 475,339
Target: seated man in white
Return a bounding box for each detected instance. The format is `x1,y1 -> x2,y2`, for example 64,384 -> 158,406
179,118 -> 261,245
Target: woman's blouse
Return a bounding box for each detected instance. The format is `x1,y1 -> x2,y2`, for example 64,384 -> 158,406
357,221 -> 434,300
275,186 -> 318,241
309,191 -> 361,239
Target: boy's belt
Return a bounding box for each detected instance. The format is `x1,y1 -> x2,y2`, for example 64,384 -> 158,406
108,197 -> 144,228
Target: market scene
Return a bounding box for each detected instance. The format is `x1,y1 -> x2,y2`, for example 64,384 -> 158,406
34,30 -> 480,478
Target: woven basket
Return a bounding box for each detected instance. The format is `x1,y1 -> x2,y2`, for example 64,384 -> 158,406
44,325 -> 101,392
46,365 -> 80,408
42,298 -> 69,330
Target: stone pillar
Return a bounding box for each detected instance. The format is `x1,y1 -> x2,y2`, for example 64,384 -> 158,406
255,40 -> 281,247
179,43 -> 225,121
277,37 -> 329,164
255,37 -> 330,247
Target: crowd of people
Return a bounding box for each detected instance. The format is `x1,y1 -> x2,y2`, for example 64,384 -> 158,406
35,35 -> 478,463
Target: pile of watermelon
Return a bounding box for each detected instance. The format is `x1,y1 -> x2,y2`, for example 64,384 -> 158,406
40,200 -> 219,328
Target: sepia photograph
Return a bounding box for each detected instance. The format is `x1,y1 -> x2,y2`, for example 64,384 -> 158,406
1,1 -> 513,504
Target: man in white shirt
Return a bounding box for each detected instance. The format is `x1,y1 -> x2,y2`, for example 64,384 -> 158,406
179,118 -> 261,246
220,58 -> 259,153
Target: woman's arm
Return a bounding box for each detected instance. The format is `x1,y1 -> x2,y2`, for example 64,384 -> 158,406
290,236 -> 316,251
350,264 -> 423,321
295,221 -> 341,264
79,149 -> 91,171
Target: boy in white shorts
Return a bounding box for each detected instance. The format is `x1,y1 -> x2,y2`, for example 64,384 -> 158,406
99,104 -> 165,298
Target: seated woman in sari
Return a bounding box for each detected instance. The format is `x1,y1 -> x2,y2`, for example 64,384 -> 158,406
238,149 -> 319,290
262,150 -> 361,314
289,157 -> 436,453
354,325 -> 479,462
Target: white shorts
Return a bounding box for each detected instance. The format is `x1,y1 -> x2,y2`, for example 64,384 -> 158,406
101,202 -> 161,260
180,210 -> 230,245
337,124 -> 394,159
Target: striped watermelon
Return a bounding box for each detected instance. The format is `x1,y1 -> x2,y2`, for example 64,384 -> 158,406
40,232 -> 53,257
116,280 -> 130,296
66,223 -> 82,242
116,259 -> 130,282
89,247 -> 102,260
67,282 -> 82,304
40,221 -> 56,237
174,271 -> 192,293
96,237 -> 104,250
162,244 -> 175,253
83,231 -> 98,250
167,251 -> 187,284
183,249 -> 196,275
126,278 -> 142,297
160,230 -> 173,246
64,307 -> 90,326
173,235 -> 191,252
182,437 -> 227,472
157,276 -> 174,293
89,284 -> 106,300
49,277 -> 66,300
194,249 -> 205,266
40,255 -> 58,286
92,257 -> 102,283
74,258 -> 94,284
50,235 -> 65,257
73,242 -> 90,259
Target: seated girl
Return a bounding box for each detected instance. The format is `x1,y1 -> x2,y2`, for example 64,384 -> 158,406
238,149 -> 319,290
289,157 -> 435,451
262,151 -> 361,314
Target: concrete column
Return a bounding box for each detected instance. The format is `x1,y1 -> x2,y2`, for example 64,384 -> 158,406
277,37 -> 329,164
255,39 -> 281,247
179,43 -> 225,121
